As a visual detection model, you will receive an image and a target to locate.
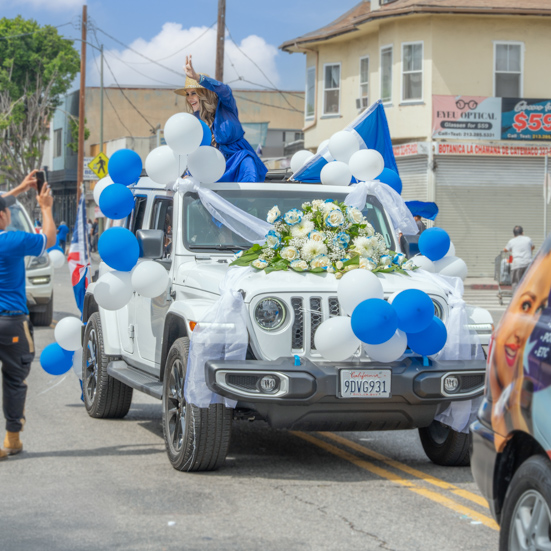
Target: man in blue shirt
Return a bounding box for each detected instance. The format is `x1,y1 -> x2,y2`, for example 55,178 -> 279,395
57,220 -> 69,254
0,171 -> 56,460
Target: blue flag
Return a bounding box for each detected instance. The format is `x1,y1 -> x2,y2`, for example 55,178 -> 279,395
293,100 -> 398,183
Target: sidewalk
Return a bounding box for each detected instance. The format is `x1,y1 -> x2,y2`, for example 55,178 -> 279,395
464,276 -> 501,290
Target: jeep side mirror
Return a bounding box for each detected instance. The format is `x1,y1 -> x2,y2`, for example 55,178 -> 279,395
136,229 -> 165,259
400,234 -> 420,259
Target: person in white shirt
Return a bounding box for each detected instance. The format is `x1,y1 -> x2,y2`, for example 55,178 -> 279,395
504,225 -> 535,289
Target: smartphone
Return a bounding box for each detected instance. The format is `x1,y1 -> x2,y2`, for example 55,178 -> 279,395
36,170 -> 45,194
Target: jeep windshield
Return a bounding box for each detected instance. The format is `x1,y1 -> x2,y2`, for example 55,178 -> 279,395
183,190 -> 395,252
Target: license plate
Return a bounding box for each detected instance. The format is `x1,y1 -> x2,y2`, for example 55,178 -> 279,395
339,369 -> 391,398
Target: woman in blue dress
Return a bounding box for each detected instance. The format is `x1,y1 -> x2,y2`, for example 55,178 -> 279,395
175,55 -> 267,183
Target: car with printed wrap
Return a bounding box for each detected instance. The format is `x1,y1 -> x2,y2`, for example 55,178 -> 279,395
471,233 -> 551,551
81,176 -> 493,472
8,199 -> 54,326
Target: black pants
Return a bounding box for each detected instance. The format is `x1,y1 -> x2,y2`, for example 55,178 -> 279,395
0,315 -> 34,432
512,266 -> 528,290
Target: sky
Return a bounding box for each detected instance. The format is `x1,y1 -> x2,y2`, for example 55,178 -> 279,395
0,0 -> 362,92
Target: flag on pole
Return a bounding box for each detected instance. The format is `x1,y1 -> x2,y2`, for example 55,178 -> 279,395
292,100 -> 398,183
67,193 -> 91,314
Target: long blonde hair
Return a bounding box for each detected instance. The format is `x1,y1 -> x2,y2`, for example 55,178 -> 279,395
184,88 -> 218,129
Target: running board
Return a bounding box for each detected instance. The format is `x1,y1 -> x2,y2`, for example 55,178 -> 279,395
107,360 -> 163,400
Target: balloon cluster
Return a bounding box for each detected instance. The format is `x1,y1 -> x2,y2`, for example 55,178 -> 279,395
313,270 -> 447,362
291,130 -> 402,194
40,317 -> 84,377
409,227 -> 468,280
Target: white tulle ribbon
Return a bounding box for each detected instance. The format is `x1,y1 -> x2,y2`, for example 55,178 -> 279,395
345,180 -> 418,236
184,266 -> 252,408
174,177 -> 272,245
408,268 -> 484,432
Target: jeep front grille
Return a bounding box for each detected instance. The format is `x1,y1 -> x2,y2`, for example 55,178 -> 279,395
291,298 -> 304,349
310,297 -> 322,350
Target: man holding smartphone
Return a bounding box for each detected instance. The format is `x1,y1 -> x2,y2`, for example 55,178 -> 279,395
0,170 -> 56,460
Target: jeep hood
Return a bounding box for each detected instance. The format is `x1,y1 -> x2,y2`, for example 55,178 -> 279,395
178,262 -> 447,301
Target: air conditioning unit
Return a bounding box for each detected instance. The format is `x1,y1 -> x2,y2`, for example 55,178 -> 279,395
355,97 -> 369,110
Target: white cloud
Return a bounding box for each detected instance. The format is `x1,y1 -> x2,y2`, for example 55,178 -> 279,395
90,23 -> 280,90
0,0 -> 81,9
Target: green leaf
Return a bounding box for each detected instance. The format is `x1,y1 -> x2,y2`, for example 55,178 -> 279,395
343,255 -> 360,267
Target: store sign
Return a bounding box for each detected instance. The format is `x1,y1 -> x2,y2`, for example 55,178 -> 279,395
502,98 -> 551,141
393,142 -> 429,157
435,142 -> 551,156
433,96 -> 502,140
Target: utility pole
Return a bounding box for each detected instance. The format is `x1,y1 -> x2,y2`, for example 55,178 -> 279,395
76,4 -> 87,203
215,0 -> 226,81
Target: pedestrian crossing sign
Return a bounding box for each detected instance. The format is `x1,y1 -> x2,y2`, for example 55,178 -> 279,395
88,152 -> 109,179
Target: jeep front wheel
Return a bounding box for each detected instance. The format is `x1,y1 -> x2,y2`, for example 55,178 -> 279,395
83,312 -> 133,418
162,337 -> 232,472
418,420 -> 470,466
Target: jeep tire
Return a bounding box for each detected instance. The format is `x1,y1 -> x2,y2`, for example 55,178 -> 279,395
162,337 -> 232,472
83,312 -> 133,418
418,420 -> 470,466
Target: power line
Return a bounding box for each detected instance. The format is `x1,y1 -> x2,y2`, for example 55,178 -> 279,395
225,24 -> 300,113
0,22 -> 73,41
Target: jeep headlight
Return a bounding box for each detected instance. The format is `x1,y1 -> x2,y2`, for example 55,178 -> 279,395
433,299 -> 443,320
254,298 -> 286,331
29,254 -> 50,268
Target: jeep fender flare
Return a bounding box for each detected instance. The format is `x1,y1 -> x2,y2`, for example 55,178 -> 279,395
160,299 -> 214,381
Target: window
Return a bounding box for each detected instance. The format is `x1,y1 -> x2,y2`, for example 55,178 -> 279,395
323,63 -> 341,115
495,42 -> 523,97
54,129 -> 62,158
359,56 -> 369,109
402,42 -> 423,101
127,196 -> 147,235
151,197 -> 173,259
380,46 -> 393,103
305,66 -> 316,119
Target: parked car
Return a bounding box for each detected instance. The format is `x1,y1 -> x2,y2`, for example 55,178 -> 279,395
471,233 -> 551,550
7,200 -> 54,326
82,176 -> 493,472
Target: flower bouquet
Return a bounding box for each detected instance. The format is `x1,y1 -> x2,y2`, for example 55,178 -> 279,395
230,199 -> 414,278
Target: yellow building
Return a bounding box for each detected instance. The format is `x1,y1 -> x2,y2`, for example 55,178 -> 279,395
281,0 -> 551,276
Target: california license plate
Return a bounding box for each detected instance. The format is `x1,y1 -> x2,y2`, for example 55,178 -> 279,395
339,369 -> 391,398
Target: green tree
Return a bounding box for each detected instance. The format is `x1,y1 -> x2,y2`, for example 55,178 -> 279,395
0,16 -> 80,206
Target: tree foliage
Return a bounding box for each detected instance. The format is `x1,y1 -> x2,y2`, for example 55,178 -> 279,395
0,16 -> 80,206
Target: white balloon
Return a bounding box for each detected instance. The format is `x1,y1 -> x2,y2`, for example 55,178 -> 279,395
320,161 -> 352,186
145,146 -> 186,186
164,113 -> 203,155
338,270 -> 384,316
49,249 -> 66,269
93,270 -> 133,311
131,261 -> 169,298
434,256 -> 468,280
71,348 -> 83,380
55,316 -> 84,352
349,149 -> 385,182
314,316 -> 361,361
445,241 -> 456,258
328,131 -> 360,163
290,150 -> 314,173
316,139 -> 330,154
187,146 -> 226,184
93,176 -> 114,206
411,255 -> 435,272
364,329 -> 408,362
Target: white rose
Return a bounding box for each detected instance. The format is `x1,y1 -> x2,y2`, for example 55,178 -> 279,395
326,210 -> 345,228
267,206 -> 281,224
312,199 -> 324,210
346,207 -> 364,225
311,255 -> 331,269
308,230 -> 326,242
252,259 -> 268,269
359,257 -> 376,271
280,246 -> 299,261
290,259 -> 309,271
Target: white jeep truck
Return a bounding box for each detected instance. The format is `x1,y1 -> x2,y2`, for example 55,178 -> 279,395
81,175 -> 493,472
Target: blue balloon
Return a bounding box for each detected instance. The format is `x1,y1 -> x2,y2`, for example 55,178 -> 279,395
99,183 -> 134,220
418,227 -> 451,261
377,168 -> 402,195
392,289 -> 434,334
98,227 -> 139,271
199,120 -> 212,146
40,343 -> 73,376
351,298 -> 398,345
407,316 -> 447,356
108,149 -> 143,186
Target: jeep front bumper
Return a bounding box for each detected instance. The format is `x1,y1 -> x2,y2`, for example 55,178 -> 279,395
205,357 -> 486,431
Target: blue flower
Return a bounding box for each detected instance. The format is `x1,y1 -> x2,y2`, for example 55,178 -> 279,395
332,231 -> 350,249
265,230 -> 281,249
393,253 -> 406,266
325,209 -> 345,228
283,208 -> 303,226
311,254 -> 331,270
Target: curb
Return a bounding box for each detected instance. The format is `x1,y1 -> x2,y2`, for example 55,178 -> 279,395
467,284 -> 500,290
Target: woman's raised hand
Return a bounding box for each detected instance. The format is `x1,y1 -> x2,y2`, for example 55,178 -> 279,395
184,55 -> 200,81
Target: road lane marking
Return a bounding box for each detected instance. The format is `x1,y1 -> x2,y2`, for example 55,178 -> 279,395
322,432 -> 489,509
292,431 -> 498,531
